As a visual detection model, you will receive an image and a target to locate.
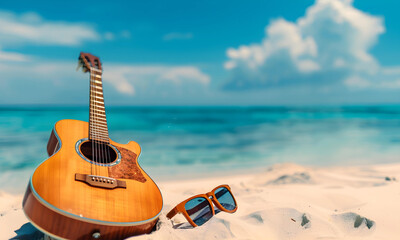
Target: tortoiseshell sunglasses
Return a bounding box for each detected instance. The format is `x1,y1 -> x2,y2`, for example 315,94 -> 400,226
166,184 -> 238,227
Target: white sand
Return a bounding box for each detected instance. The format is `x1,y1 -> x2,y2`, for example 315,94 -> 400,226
1,163 -> 400,240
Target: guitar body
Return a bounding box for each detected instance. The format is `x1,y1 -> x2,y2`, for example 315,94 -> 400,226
23,119 -> 163,239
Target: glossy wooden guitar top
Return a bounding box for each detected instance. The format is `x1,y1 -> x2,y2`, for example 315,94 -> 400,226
30,119 -> 163,224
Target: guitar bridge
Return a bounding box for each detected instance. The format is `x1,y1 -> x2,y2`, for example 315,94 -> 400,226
75,173 -> 126,189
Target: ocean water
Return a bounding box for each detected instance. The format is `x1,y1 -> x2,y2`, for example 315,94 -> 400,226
0,106 -> 400,193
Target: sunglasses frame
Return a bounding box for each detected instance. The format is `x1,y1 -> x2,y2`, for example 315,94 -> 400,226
166,184 -> 238,227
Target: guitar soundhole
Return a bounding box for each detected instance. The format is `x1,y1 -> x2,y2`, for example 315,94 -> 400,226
80,140 -> 118,164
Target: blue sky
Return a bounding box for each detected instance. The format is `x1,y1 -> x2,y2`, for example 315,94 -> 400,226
1,0 -> 400,105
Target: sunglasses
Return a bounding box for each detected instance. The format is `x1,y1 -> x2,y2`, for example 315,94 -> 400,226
166,184 -> 238,227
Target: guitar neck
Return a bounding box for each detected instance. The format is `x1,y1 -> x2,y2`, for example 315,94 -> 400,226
89,68 -> 109,143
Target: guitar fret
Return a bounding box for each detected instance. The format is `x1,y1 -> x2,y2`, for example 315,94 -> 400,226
90,132 -> 109,137
90,125 -> 108,132
90,81 -> 103,87
91,113 -> 106,117
90,118 -> 107,123
91,90 -> 102,94
91,108 -> 105,113
91,112 -> 105,117
90,68 -> 102,73
90,135 -> 109,140
91,117 -> 107,122
90,121 -> 107,126
90,119 -> 107,128
91,115 -> 107,120
90,96 -> 104,103
90,129 -> 108,135
90,131 -> 109,136
90,100 -> 104,105
90,121 -> 108,127
91,82 -> 103,88
92,95 -> 104,100
92,122 -> 107,125
91,105 -> 105,109
91,79 -> 102,85
89,137 -> 109,143
90,126 -> 108,131
90,133 -> 109,137
93,85 -> 103,90
90,128 -> 108,134
90,135 -> 108,138
90,121 -> 108,126
91,111 -> 106,116
90,89 -> 103,94
90,131 -> 108,135
90,116 -> 107,121
91,93 -> 104,98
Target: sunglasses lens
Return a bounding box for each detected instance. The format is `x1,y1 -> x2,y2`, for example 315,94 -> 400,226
184,197 -> 213,226
215,187 -> 236,211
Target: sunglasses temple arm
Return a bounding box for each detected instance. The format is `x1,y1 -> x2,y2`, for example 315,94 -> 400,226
166,207 -> 179,219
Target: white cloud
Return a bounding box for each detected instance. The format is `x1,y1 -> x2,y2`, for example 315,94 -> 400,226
163,32 -> 193,41
344,75 -> 371,88
103,65 -> 210,95
0,49 -> 31,62
0,10 -> 101,64
0,10 -> 100,47
297,59 -> 320,73
103,30 -> 132,41
0,60 -> 211,104
160,67 -> 210,85
224,0 -> 399,91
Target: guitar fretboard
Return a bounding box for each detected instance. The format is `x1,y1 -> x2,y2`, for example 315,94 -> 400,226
89,68 -> 109,143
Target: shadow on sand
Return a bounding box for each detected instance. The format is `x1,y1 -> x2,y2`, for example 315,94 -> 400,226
10,222 -> 44,240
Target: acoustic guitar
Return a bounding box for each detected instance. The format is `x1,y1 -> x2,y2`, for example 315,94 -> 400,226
23,52 -> 163,239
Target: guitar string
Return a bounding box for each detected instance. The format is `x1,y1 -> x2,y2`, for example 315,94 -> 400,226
102,68 -> 112,175
100,69 -> 112,176
93,68 -> 100,172
105,100 -> 112,177
90,68 -> 96,176
97,68 -> 106,173
93,67 -> 101,176
97,67 -> 111,176
92,67 -> 105,175
92,67 -> 99,176
93,68 -> 102,176
98,68 -> 106,173
87,63 -> 93,212
90,65 -> 94,176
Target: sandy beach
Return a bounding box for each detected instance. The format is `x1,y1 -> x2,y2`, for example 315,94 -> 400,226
1,162 -> 399,240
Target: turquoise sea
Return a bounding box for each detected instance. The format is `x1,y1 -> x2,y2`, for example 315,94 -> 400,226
1,106 -> 400,193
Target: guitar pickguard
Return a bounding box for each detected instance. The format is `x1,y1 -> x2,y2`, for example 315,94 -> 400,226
108,146 -> 147,183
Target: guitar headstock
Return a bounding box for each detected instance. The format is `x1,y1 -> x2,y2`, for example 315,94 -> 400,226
78,52 -> 102,73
